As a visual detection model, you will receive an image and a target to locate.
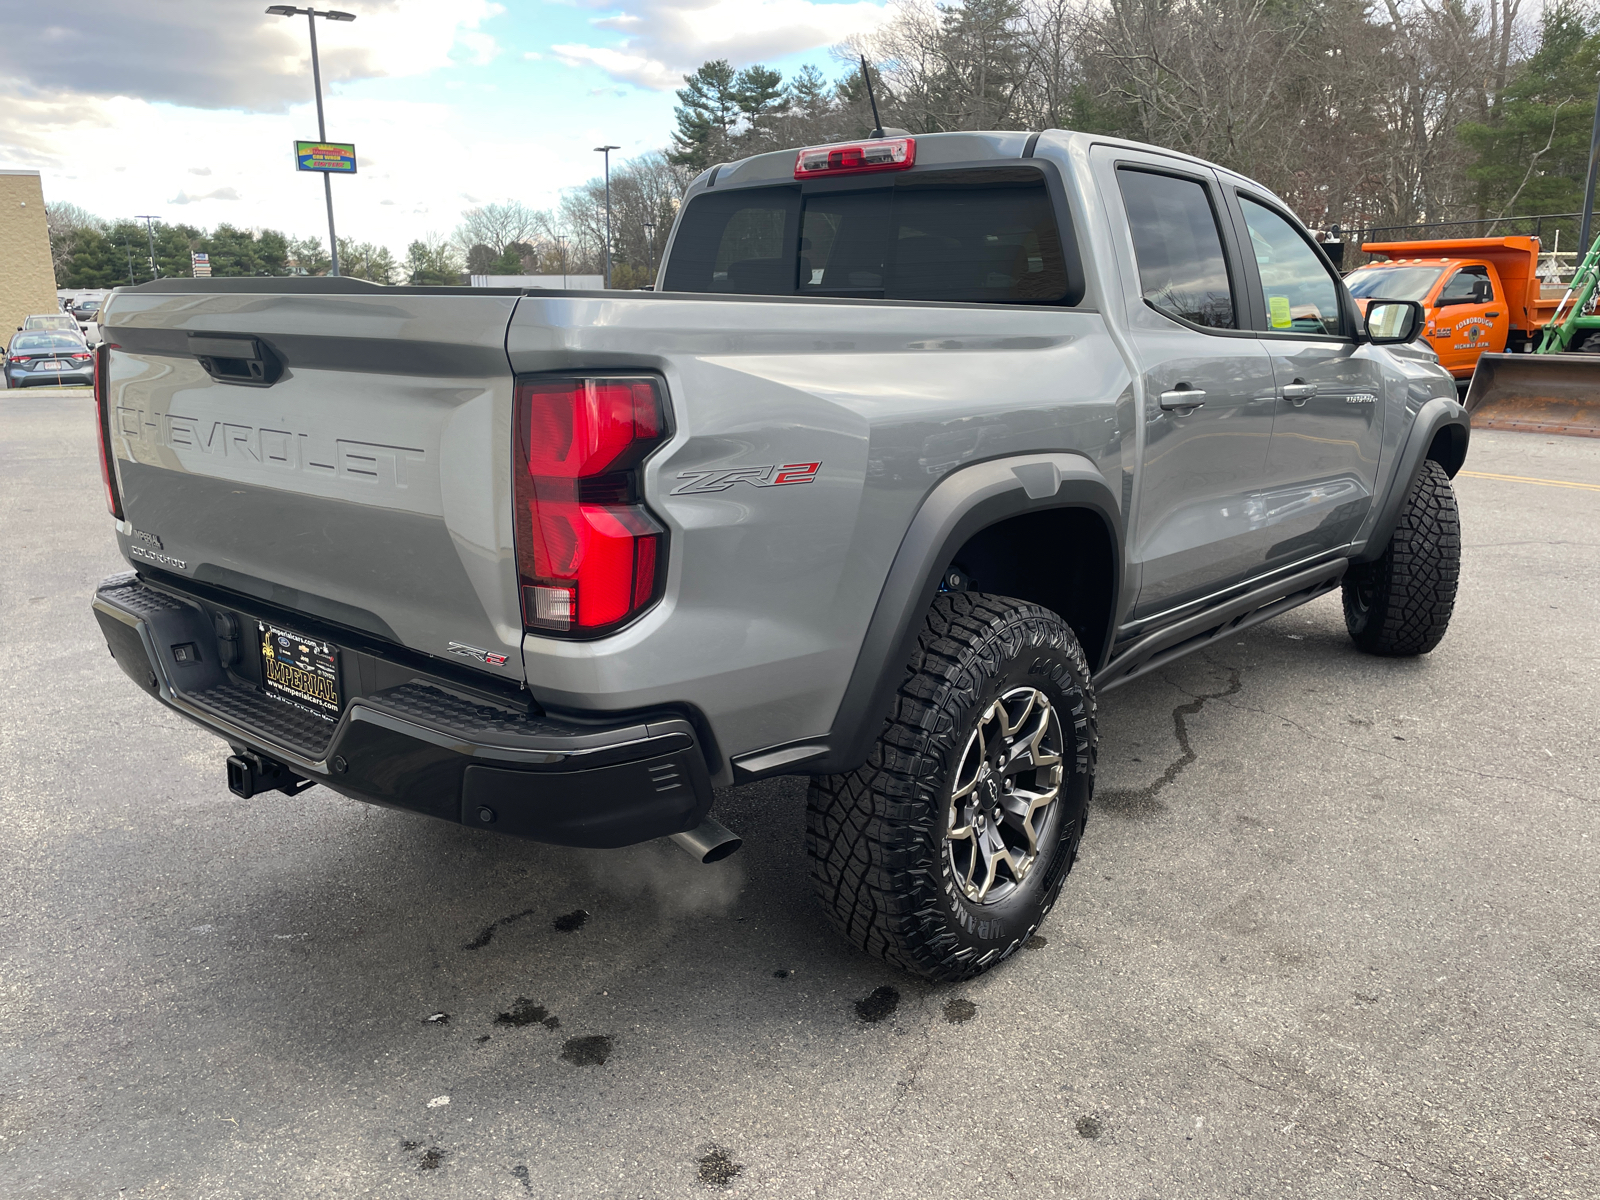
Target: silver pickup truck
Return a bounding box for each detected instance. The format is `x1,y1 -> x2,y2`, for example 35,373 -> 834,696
90,130 -> 1467,981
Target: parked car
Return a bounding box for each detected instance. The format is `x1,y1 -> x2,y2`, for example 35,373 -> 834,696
4,330 -> 94,388
89,130 -> 1466,981
21,313 -> 79,335
68,296 -> 104,345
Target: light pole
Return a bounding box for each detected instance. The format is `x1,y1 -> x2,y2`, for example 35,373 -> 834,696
643,219 -> 656,286
594,144 -> 619,288
135,215 -> 160,279
555,236 -> 568,289
266,5 -> 356,276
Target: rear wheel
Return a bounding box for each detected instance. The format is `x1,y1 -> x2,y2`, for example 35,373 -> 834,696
806,593 -> 1095,982
1344,458 -> 1460,656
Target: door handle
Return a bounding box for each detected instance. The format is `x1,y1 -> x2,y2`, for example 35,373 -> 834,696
1158,388 -> 1207,413
1280,381 -> 1317,406
1485,311 -> 1501,317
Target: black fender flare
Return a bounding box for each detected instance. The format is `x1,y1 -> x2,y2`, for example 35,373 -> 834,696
1354,396 -> 1470,564
731,452 -> 1123,781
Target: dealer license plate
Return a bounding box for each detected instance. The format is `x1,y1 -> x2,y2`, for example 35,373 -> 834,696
41,361 -> 64,370
258,622 -> 342,719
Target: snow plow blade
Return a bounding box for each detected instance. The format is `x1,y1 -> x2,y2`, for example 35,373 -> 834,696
1464,353 -> 1600,437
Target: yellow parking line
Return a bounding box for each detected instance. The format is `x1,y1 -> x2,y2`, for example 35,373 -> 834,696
1459,470 -> 1600,492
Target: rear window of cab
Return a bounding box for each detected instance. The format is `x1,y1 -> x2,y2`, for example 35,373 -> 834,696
10,333 -> 87,352
662,167 -> 1081,305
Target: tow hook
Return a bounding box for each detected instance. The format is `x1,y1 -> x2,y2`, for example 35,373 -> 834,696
226,752 -> 314,799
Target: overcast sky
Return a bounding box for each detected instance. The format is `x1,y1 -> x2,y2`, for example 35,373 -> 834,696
0,0 -> 889,254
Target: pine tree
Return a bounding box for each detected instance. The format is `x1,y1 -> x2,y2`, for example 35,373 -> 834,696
1461,4 -> 1600,219
670,60 -> 740,169
287,236 -> 330,276
405,238 -> 461,285
788,64 -> 831,119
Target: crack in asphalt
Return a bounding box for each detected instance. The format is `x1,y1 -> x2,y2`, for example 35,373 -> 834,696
1096,667 -> 1244,816
1201,1051 -> 1292,1097
462,907 -> 537,951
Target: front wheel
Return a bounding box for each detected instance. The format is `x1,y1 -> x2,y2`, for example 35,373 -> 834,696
1344,458 -> 1460,656
806,593 -> 1096,982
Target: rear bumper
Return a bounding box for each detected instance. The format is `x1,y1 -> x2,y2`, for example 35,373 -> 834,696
9,370 -> 94,387
91,572 -> 714,848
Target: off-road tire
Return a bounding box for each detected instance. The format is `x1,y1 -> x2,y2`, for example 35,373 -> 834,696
1343,458 -> 1460,655
806,592 -> 1096,982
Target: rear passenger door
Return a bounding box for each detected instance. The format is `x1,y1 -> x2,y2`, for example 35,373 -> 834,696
1226,189 -> 1384,562
1092,150 -> 1280,620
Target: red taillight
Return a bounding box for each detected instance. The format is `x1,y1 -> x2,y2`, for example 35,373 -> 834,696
93,342 -> 123,520
71,353 -> 91,361
512,377 -> 667,636
794,137 -> 915,179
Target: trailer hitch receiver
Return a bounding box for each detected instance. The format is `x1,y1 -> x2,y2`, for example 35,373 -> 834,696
226,752 -> 314,799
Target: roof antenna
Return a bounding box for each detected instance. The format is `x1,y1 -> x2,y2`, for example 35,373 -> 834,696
860,53 -> 884,138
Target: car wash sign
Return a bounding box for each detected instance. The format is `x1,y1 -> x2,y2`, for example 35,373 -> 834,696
294,141 -> 357,173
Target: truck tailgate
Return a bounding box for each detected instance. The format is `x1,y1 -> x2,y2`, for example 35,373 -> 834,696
102,284 -> 525,680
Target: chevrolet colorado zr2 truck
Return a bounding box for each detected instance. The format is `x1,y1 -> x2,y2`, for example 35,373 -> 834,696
89,130 -> 1468,981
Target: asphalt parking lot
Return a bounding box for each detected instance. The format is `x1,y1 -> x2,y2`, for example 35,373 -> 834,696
2,393 -> 1596,1199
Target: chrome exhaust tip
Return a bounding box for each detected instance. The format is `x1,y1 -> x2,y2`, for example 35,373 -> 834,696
670,817 -> 742,864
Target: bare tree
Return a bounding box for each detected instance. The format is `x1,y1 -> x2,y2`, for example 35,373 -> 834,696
45,202 -> 104,284
451,201 -> 552,257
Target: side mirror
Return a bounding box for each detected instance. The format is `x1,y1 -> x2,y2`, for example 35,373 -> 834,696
1365,299 -> 1424,345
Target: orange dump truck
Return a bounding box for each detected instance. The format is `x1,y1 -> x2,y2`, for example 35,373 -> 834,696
1349,237 -> 1560,379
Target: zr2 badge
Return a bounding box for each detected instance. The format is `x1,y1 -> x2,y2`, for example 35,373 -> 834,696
671,462 -> 821,495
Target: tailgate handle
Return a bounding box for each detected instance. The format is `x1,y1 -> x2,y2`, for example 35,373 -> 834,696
187,334 -> 281,386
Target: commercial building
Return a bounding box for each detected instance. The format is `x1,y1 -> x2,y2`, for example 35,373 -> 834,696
0,170 -> 62,340
469,274 -> 605,290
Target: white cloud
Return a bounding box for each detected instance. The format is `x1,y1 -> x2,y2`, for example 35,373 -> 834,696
169,187 -> 241,205
188,167 -> 212,176
551,44 -> 682,91
4,86 -> 662,261
555,0 -> 891,91
457,31 -> 502,66
0,0 -> 507,112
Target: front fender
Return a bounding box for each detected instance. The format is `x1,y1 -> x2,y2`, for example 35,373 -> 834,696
1354,395 -> 1469,563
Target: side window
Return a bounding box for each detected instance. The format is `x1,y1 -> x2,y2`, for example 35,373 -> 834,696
1238,196 -> 1344,336
661,189 -> 799,294
1438,265 -> 1492,305
1116,168 -> 1236,329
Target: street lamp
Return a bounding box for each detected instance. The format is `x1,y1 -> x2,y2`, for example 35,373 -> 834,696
554,235 -> 568,289
594,144 -> 619,288
642,219 -> 656,286
134,215 -> 161,280
266,6 -> 356,277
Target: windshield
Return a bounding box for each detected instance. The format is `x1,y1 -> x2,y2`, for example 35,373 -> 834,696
10,333 -> 87,352
24,315 -> 78,330
1347,265 -> 1444,302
